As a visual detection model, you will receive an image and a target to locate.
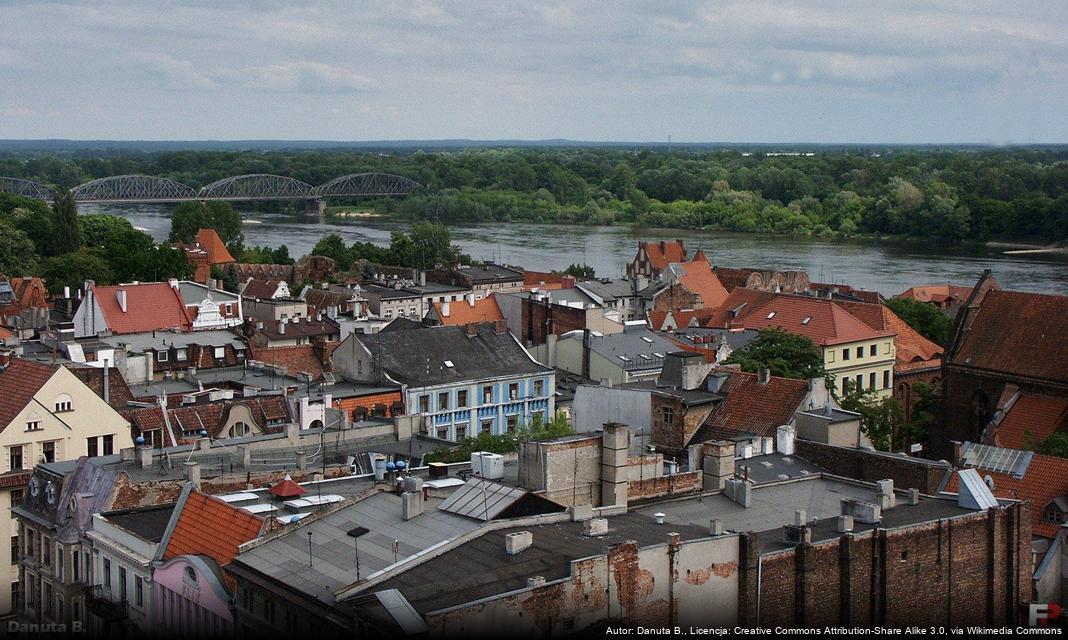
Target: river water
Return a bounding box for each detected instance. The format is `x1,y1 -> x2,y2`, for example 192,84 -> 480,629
83,204 -> 1068,297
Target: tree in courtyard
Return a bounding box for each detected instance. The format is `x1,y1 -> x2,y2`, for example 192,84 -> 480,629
838,380 -> 905,452
884,297 -> 952,345
39,249 -> 113,293
723,328 -> 826,380
562,263 -> 595,279
51,187 -> 82,255
0,221 -> 37,275
902,381 -> 936,449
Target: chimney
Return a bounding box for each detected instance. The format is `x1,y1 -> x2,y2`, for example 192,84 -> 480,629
702,441 -> 735,491
875,479 -> 896,510
505,531 -> 533,555
601,423 -> 630,508
465,322 -> 478,337
494,319 -> 507,335
441,302 -> 450,318
278,320 -> 286,335
402,479 -> 424,521
757,367 -> 771,384
102,359 -> 110,405
184,461 -> 201,489
583,518 -> 609,537
467,292 -> 475,307
63,286 -> 70,299
419,271 -> 426,286
0,350 -> 10,369
709,519 -> 724,536
117,288 -> 128,313
776,425 -> 795,455
168,278 -> 179,290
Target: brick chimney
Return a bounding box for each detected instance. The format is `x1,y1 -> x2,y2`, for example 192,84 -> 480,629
494,319 -> 508,335
465,322 -> 478,337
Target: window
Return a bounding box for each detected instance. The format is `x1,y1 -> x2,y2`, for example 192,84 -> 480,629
855,374 -> 863,391
534,380 -> 544,396
119,566 -> 127,601
455,423 -> 468,440
73,550 -> 79,582
436,426 -> 449,440
10,536 -> 17,565
883,369 -> 891,389
102,435 -> 113,457
42,536 -> 51,567
175,348 -> 188,361
54,396 -> 72,412
870,372 -> 877,391
842,349 -> 850,361
214,347 -> 225,359
11,489 -> 22,506
509,383 -> 519,400
870,345 -> 877,357
43,582 -> 51,616
662,406 -> 675,426
841,377 -> 849,396
438,392 -> 449,411
1045,507 -> 1066,524
265,598 -> 276,624
483,386 -> 493,404
481,419 -> 493,434
242,586 -> 253,612
87,437 -> 98,458
56,548 -> 63,581
9,446 -> 22,471
26,421 -> 42,432
457,390 -> 468,408
157,351 -> 169,362
418,395 -> 429,413
506,415 -> 518,433
103,558 -> 111,587
856,347 -> 863,359
42,442 -> 55,464
10,582 -> 17,610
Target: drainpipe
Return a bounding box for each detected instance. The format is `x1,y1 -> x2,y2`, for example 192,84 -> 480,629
755,555 -> 763,625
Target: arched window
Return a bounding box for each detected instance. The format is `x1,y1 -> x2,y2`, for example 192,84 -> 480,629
228,422 -> 252,438
54,394 -> 73,413
184,566 -> 198,584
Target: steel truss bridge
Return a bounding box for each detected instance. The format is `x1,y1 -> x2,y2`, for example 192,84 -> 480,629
0,172 -> 423,204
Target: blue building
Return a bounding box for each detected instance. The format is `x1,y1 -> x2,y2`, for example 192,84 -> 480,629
332,321 -> 555,441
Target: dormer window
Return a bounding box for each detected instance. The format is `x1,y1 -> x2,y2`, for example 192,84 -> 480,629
175,348 -> 188,361
157,351 -> 169,362
1044,498 -> 1068,524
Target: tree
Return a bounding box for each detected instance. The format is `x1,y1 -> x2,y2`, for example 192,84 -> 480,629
838,380 -> 905,452
1038,433 -> 1068,459
0,221 -> 36,275
169,201 -> 243,252
903,381 -> 935,448
561,263 -> 595,279
311,234 -> 353,270
884,297 -> 952,345
51,187 -> 82,255
723,328 -> 826,380
39,249 -> 112,293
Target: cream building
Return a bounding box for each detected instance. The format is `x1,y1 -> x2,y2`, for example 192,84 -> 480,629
0,355 -> 133,616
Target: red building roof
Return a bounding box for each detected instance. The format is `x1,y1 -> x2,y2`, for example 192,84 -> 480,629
269,475 -> 306,498
0,359 -> 58,430
643,240 -> 687,271
832,300 -> 943,372
432,294 -> 504,326
993,394 -> 1068,451
699,288 -> 778,329
945,452 -> 1068,539
162,490 -> 264,564
674,259 -> 729,309
195,228 -> 236,265
247,343 -> 337,380
92,283 -> 193,335
950,290 -> 1068,385
899,284 -> 974,305
742,295 -> 893,346
693,371 -> 811,443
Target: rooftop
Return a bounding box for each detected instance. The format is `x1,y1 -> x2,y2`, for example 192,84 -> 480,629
100,503 -> 177,544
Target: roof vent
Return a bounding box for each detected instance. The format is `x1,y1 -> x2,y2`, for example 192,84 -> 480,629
505,531 -> 533,555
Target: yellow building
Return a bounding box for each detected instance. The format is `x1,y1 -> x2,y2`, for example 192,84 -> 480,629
0,355 -> 133,616
742,295 -> 896,399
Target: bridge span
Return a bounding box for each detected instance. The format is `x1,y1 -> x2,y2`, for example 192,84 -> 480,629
0,172 -> 423,205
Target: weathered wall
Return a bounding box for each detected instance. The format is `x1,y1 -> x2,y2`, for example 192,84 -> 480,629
571,386 -> 651,439
793,439 -> 951,493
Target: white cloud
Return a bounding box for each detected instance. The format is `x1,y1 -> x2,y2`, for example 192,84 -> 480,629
239,62 -> 378,94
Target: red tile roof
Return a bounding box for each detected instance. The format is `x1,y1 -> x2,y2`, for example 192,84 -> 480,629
123,396 -> 292,445
993,394 -> 1068,450
742,295 -> 893,346
693,370 -> 810,443
194,228 -> 236,265
950,290 -> 1068,385
0,359 -> 58,431
832,300 -> 943,372
269,475 -> 306,498
432,294 -> 504,326
92,283 -> 193,335
674,259 -> 729,309
162,490 -> 264,565
945,452 -> 1068,538
0,276 -> 50,317
900,284 -> 974,304
700,288 -> 779,329
241,278 -> 285,300
0,326 -> 13,340
643,240 -> 687,271
248,343 -> 337,380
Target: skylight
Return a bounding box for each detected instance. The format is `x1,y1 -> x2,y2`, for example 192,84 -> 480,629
766,311 -> 776,319
618,355 -> 630,362
641,336 -> 654,343
443,360 -> 455,368
653,352 -> 665,358
801,316 -> 812,325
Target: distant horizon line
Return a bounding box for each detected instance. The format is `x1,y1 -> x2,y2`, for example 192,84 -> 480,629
1,138 -> 1066,149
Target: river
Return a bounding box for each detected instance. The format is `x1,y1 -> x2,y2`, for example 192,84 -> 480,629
82,204 -> 1068,297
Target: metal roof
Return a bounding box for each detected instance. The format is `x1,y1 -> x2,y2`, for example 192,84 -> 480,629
961,442 -> 1033,479
437,478 -> 527,521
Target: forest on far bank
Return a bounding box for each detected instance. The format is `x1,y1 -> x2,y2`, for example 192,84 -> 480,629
1,146 -> 1066,242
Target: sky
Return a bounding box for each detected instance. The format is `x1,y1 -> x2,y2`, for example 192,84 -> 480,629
0,0 -> 1065,143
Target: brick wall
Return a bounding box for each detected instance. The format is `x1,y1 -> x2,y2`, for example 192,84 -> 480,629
627,470 -> 701,500
738,502 -> 1031,627
520,297 -> 586,347
793,439 -> 951,493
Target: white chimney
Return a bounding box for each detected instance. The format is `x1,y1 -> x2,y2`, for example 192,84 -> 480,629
63,286 -> 70,298
441,302 -> 450,318
278,320 -> 286,335
168,278 -> 179,290
776,425 -> 795,456
467,292 -> 475,307
117,288 -> 128,313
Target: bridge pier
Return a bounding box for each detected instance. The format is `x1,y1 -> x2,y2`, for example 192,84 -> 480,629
304,198 -> 327,217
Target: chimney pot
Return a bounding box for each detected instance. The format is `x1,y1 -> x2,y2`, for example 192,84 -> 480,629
654,512 -> 666,525
505,531 -> 533,555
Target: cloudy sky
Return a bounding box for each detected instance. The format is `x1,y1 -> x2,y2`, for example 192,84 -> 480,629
0,1 -> 1065,143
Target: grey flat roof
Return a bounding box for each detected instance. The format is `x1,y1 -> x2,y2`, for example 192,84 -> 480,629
101,503 -> 177,543
563,328 -> 678,368
576,278 -> 641,301
177,281 -> 240,303
102,330 -> 245,351
235,491 -> 481,605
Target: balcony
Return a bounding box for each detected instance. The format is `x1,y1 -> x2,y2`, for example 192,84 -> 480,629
83,585 -> 128,621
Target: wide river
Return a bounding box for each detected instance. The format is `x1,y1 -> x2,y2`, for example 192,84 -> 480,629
85,204 -> 1068,297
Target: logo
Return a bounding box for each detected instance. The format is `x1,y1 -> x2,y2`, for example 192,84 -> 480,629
1029,603 -> 1062,627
